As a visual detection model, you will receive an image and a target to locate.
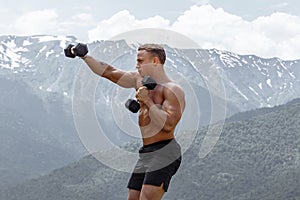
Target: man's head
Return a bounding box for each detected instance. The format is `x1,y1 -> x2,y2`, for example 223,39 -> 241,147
136,44 -> 166,76
138,44 -> 166,64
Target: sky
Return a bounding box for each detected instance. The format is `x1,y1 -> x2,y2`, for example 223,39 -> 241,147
1,0 -> 300,60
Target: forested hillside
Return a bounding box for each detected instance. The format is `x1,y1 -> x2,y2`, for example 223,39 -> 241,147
2,99 -> 300,200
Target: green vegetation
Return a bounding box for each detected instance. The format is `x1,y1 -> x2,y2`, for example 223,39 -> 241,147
2,99 -> 300,200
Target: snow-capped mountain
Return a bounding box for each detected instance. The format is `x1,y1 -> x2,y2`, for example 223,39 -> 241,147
1,34 -> 300,146
209,49 -> 300,108
0,35 -> 299,187
1,35 -> 299,112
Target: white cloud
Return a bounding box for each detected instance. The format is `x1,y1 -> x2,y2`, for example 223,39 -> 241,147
88,10 -> 170,42
15,9 -> 59,35
170,5 -> 300,60
12,9 -> 97,42
7,5 -> 300,60
251,12 -> 300,59
86,5 -> 300,59
171,5 -> 247,49
253,12 -> 300,42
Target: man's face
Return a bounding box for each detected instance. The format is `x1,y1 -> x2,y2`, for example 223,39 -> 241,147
136,50 -> 155,76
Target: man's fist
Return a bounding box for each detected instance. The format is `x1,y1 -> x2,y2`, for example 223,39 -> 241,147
64,43 -> 88,58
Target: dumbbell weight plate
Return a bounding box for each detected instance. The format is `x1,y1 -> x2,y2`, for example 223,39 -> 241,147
73,43 -> 88,57
64,44 -> 76,58
125,99 -> 140,113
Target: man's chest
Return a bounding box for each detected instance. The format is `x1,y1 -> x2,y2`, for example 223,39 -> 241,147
148,89 -> 164,106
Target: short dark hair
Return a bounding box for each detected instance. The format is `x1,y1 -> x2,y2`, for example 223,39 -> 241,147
138,44 -> 166,64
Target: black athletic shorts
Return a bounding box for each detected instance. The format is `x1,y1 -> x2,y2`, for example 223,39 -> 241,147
127,139 -> 181,192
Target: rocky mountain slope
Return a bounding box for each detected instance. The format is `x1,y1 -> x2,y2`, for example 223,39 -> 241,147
1,34 -> 299,189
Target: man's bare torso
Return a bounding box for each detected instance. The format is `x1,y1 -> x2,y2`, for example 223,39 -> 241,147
135,76 -> 176,145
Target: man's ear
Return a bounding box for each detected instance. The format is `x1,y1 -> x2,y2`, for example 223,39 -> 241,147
153,57 -> 160,65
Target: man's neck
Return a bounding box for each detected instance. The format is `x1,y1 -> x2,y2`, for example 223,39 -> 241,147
149,69 -> 170,84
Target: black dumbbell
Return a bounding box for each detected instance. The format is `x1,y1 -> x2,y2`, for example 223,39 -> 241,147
64,43 -> 88,58
125,76 -> 157,113
125,99 -> 140,113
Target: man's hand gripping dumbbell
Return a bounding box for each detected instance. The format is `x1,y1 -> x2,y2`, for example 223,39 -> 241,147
125,76 -> 157,113
64,43 -> 88,58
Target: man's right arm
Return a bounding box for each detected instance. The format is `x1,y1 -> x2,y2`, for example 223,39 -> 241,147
82,55 -> 137,88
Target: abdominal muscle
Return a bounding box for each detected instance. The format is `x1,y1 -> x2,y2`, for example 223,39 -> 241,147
138,98 -> 175,146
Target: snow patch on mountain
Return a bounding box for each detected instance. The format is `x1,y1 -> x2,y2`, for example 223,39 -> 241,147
266,79 -> 272,88
0,39 -> 31,69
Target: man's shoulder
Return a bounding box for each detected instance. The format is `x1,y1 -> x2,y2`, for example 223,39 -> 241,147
163,81 -> 185,98
164,81 -> 184,91
129,71 -> 140,77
